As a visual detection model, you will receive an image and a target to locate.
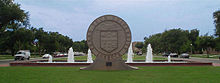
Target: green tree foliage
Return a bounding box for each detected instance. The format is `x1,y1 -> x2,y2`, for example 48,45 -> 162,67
144,29 -> 192,54
0,0 -> 84,55
135,42 -> 144,49
160,29 -> 191,53
0,27 -> 34,55
13,28 -> 34,52
72,40 -> 88,53
195,34 -> 215,53
33,28 -> 73,55
0,0 -> 30,55
144,33 -> 162,53
139,10 -> 220,54
213,10 -> 220,51
213,10 -> 220,37
0,0 -> 29,29
189,29 -> 199,53
214,37 -> 220,51
143,29 -> 218,54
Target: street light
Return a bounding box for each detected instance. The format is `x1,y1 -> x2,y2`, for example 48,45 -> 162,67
190,44 -> 192,54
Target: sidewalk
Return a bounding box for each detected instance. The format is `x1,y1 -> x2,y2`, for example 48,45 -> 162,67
212,63 -> 220,66
186,57 -> 220,63
0,59 -> 13,61
172,57 -> 220,66
0,64 -> 9,67
0,57 -> 44,67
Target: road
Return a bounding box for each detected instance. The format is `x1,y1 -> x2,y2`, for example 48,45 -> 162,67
155,56 -> 220,66
0,57 -> 68,67
169,57 -> 220,66
0,57 -> 44,67
186,57 -> 220,63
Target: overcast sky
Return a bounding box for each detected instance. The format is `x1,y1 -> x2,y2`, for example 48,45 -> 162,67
15,0 -> 220,41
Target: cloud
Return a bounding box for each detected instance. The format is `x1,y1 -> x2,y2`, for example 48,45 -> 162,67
20,3 -> 95,41
15,0 -> 220,41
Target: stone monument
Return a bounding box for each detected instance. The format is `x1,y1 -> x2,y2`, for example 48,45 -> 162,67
81,15 -> 138,70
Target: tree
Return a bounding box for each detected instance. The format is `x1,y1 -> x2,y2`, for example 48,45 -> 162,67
13,28 -> 34,53
0,0 -> 29,55
135,42 -> 144,49
195,34 -> 215,57
1,27 -> 34,55
143,29 -> 192,54
189,29 -> 199,53
213,10 -> 220,52
72,40 -> 88,53
144,33 -> 162,53
214,37 -> 220,51
33,28 -> 47,55
0,0 -> 29,29
0,0 -> 76,56
160,29 -> 190,53
33,28 -> 73,55
214,10 -> 220,37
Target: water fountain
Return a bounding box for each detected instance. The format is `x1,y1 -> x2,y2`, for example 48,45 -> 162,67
48,55 -> 53,63
87,49 -> 93,63
127,43 -> 133,63
10,44 -> 211,66
67,47 -> 74,63
168,55 -> 171,62
146,44 -> 153,63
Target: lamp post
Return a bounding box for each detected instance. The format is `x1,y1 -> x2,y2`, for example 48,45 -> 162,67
190,44 -> 193,54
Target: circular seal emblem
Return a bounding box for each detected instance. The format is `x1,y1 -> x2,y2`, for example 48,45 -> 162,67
87,15 -> 131,59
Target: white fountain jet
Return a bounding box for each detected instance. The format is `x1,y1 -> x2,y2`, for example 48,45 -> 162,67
168,55 -> 171,62
87,49 -> 93,63
127,43 -> 133,63
67,47 -> 74,63
48,55 -> 53,63
146,44 -> 153,63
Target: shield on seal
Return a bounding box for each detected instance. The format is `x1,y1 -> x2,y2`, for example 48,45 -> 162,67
100,31 -> 118,53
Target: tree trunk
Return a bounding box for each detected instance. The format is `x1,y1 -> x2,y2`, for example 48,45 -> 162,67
11,50 -> 15,56
39,48 -> 41,56
207,48 -> 209,58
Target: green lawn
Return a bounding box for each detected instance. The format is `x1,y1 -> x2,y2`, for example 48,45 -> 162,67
0,55 -> 14,60
122,55 -> 166,60
0,66 -> 219,83
191,54 -> 220,59
53,55 -> 95,60
30,54 -> 42,58
54,55 -> 166,60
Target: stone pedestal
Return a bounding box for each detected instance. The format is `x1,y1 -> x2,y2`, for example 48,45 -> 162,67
81,57 -> 137,70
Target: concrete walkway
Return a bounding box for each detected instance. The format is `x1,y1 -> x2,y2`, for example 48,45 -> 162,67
0,59 -> 14,67
0,57 -> 67,67
171,57 -> 220,66
188,57 -> 220,63
0,57 -> 44,67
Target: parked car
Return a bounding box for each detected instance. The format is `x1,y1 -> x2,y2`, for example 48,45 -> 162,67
54,53 -> 64,57
42,54 -> 51,59
14,50 -> 30,61
169,53 -> 178,57
136,51 -> 143,55
162,53 -> 169,57
63,53 -> 68,57
74,52 -> 86,56
180,53 -> 190,58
